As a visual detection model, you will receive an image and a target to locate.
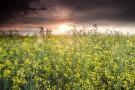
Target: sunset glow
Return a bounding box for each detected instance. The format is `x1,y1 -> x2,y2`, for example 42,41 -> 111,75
0,0 -> 135,33
59,24 -> 71,33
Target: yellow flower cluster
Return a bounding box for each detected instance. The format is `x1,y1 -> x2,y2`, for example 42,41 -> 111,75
0,33 -> 135,89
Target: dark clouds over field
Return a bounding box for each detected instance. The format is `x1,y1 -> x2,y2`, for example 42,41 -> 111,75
0,0 -> 135,32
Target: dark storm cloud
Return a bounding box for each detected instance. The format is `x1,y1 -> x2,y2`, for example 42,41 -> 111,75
59,0 -> 135,10
1,0 -> 135,30
59,0 -> 135,22
0,0 -> 47,24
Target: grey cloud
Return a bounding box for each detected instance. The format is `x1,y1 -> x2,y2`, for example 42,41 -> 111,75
1,0 -> 135,30
58,0 -> 135,22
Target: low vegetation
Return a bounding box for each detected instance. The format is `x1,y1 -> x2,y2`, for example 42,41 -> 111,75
0,26 -> 135,89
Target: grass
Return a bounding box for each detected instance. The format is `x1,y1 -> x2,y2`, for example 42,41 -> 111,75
0,29 -> 135,89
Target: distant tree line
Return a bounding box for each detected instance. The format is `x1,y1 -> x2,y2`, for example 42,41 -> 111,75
0,30 -> 19,36
0,26 -> 52,36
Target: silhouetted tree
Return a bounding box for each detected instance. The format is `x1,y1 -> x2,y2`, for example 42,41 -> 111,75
39,26 -> 45,35
93,24 -> 98,31
45,28 -> 52,36
39,26 -> 52,36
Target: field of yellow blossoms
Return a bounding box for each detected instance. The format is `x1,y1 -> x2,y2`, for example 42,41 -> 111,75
0,32 -> 135,89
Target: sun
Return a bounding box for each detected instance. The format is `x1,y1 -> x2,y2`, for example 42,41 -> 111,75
59,24 -> 70,33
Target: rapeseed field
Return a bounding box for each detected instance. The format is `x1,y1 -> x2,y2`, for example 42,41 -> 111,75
0,31 -> 135,89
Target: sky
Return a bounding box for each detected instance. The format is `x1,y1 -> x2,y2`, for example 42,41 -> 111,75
0,0 -> 135,34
